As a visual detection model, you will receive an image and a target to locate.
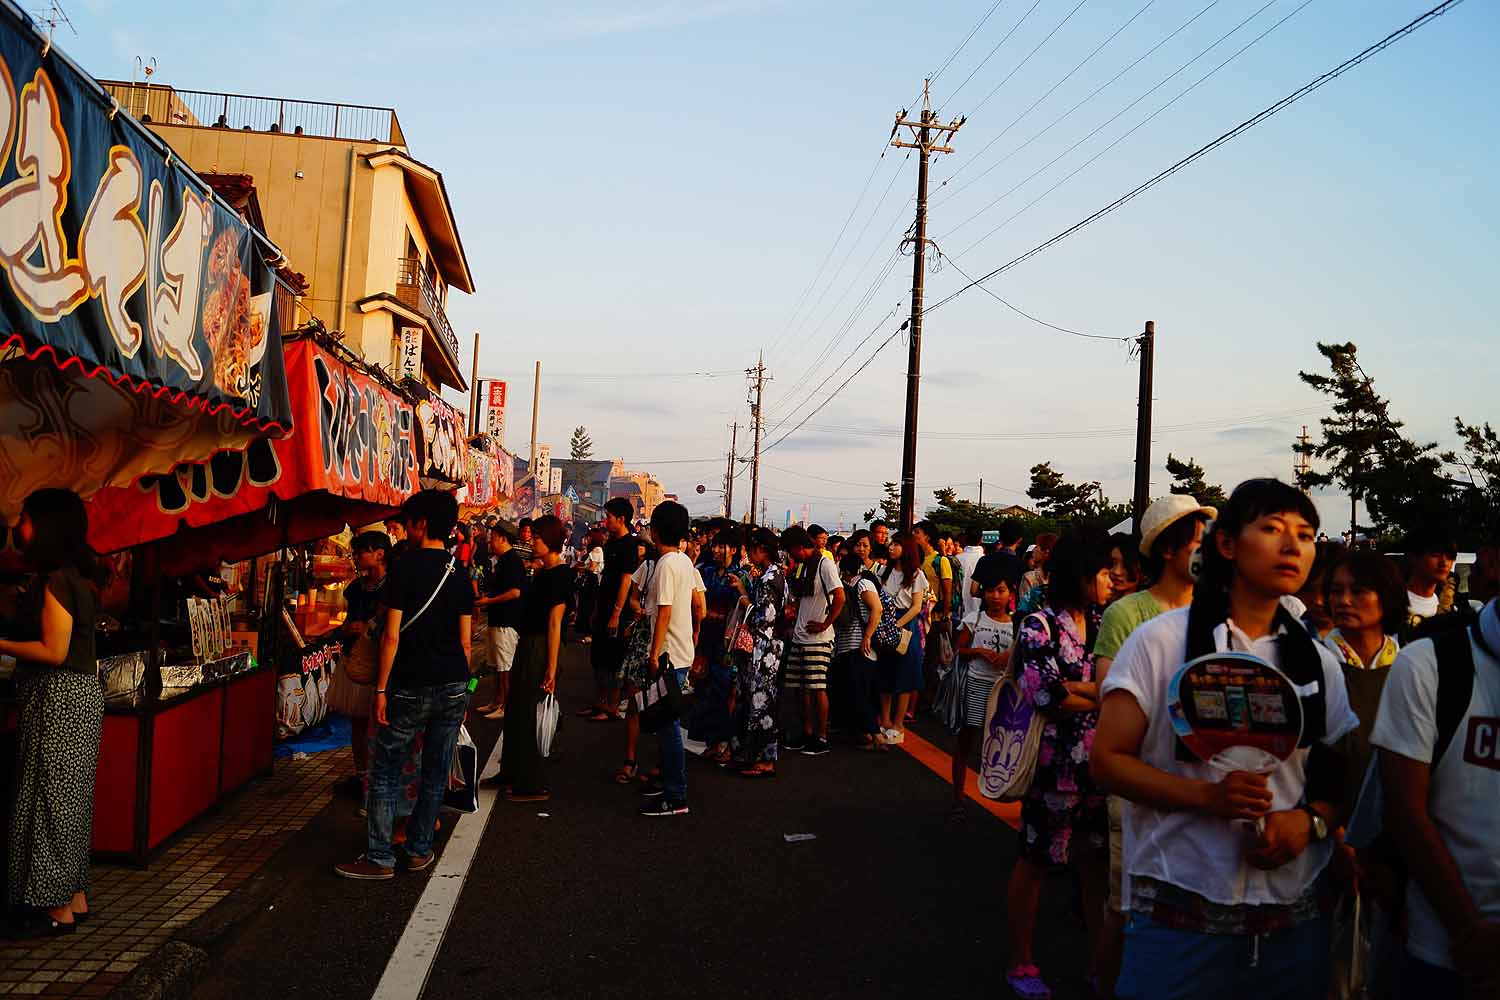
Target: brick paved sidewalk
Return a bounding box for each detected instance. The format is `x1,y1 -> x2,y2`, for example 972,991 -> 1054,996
0,747 -> 352,997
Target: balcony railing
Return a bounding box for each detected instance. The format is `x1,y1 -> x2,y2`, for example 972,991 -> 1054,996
395,257 -> 459,368
99,82 -> 406,145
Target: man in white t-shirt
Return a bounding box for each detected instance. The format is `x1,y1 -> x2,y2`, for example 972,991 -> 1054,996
1402,528 -> 1461,640
781,525 -> 844,757
636,501 -> 697,817
1372,598 -> 1500,995
956,528 -> 987,619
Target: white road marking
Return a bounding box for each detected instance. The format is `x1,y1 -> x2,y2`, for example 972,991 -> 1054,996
370,735 -> 504,1000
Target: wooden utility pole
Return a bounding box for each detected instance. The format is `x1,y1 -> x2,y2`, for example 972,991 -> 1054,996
892,80 -> 964,533
1295,425 -> 1312,489
1131,321 -> 1156,533
724,421 -> 739,520
978,477 -> 984,509
747,354 -> 768,524
467,332 -> 481,436
528,361 -> 541,473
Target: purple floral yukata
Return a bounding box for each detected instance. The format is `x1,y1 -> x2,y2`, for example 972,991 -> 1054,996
1013,604 -> 1107,866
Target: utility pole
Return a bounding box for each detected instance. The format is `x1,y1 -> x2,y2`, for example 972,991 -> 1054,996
723,421 -> 738,520
978,477 -> 984,509
467,332 -> 481,436
1294,425 -> 1312,489
892,80 -> 964,533
528,360 -> 541,474
747,353 -> 768,525
1131,321 -> 1156,533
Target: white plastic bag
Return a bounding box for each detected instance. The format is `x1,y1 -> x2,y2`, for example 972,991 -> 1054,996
536,694 -> 560,758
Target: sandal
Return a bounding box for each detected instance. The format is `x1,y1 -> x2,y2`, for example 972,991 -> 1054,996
612,761 -> 638,785
1005,965 -> 1051,1000
575,706 -> 599,718
948,803 -> 968,822
586,710 -> 613,722
736,764 -> 777,779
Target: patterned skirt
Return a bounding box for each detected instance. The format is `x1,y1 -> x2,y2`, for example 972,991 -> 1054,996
8,669 -> 104,908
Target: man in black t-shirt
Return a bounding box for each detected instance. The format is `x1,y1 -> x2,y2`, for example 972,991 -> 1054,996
586,498 -> 639,721
474,525 -> 525,718
337,490 -> 474,882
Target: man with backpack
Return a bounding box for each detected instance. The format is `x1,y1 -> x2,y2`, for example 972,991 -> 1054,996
914,521 -> 955,709
1373,595 -> 1500,996
781,525 -> 844,756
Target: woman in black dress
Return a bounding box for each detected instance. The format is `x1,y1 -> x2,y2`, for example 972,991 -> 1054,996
1,489 -> 101,938
497,515 -> 573,802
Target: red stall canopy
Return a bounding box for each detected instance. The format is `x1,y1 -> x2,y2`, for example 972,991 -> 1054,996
87,336 -> 419,574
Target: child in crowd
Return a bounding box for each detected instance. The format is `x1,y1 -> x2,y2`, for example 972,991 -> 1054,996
949,570 -> 1014,817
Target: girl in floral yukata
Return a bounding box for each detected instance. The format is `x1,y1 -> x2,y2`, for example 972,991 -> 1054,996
730,527 -> 787,778
1005,531 -> 1115,1000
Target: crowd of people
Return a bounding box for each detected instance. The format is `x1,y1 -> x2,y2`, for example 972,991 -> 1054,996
0,472 -> 1493,998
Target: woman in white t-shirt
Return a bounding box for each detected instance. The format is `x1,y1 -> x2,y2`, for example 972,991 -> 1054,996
1093,479 -> 1359,1000
876,534 -> 928,745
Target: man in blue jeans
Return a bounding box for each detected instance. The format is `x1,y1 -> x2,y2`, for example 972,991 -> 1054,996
638,501 -> 697,817
337,490 -> 475,879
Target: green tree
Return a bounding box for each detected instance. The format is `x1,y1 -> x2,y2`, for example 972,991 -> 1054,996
1449,417 -> 1500,544
1027,462 -> 1101,520
569,425 -> 593,461
1297,341 -> 1448,539
1165,453 -> 1228,508
861,482 -> 901,525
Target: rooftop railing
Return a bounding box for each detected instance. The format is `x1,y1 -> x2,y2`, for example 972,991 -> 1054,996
99,82 -> 406,145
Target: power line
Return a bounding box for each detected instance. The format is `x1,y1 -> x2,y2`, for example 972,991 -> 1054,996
766,303 -> 909,438
929,0 -> 1008,85
938,251 -> 1130,341
944,0 -> 1285,243
924,0 -> 1469,317
761,321 -> 909,455
934,0 -> 1159,199
940,0 -> 1047,109
955,0 -> 1316,256
961,0 -> 1093,123
800,405 -> 1326,441
934,0 -> 1222,209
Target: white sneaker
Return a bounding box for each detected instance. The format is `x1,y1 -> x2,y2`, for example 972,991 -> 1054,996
883,729 -> 905,745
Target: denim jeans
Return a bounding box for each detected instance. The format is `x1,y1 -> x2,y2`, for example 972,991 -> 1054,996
367,682 -> 468,868
656,668 -> 689,803
1116,911 -> 1330,1000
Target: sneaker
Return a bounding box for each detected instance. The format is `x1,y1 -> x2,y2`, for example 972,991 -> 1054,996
639,798 -> 689,817
783,733 -> 806,752
882,728 -> 905,745
334,855 -> 394,881
639,782 -> 665,799
801,738 -> 831,756
405,851 -> 435,872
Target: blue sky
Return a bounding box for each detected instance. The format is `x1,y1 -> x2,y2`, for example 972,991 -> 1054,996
64,0 -> 1499,529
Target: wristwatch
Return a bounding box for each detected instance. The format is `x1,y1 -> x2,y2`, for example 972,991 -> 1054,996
1301,805 -> 1329,842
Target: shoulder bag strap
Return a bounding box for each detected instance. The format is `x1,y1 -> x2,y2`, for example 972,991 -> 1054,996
1432,625 -> 1477,769
400,557 -> 457,634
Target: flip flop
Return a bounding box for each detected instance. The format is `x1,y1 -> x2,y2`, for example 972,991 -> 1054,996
1005,965 -> 1051,1000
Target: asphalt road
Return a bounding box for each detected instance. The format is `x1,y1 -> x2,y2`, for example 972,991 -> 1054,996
191,642 -> 1093,1000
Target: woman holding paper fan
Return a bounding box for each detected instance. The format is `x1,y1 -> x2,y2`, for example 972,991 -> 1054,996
1093,480 -> 1358,1000
1003,531 -> 1114,1000
497,515 -> 572,803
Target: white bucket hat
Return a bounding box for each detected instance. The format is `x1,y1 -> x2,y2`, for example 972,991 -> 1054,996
1139,494 -> 1217,556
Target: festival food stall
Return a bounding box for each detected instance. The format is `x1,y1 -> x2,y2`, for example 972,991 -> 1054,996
84,334 -> 419,859
0,9 -> 296,869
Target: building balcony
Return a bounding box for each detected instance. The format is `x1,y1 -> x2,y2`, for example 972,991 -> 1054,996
395,256 -> 461,372
99,82 -> 405,145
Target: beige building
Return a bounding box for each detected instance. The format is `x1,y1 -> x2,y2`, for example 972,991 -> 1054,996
100,82 -> 475,392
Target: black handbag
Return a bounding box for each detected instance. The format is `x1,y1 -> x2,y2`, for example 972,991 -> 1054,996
634,654 -> 683,733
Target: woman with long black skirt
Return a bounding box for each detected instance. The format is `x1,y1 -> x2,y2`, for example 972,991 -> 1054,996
1,490 -> 102,938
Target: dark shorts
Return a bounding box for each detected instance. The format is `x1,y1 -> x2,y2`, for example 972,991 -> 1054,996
590,628 -> 625,687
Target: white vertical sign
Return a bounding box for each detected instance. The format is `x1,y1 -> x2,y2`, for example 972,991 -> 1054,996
398,327 -> 423,382
535,444 -> 551,491
550,468 -> 562,494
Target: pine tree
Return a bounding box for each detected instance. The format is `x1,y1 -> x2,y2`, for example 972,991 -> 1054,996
861,482 -> 901,525
569,426 -> 593,461
1165,454 -> 1228,508
1027,462 -> 1100,520
1297,341 -> 1446,538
